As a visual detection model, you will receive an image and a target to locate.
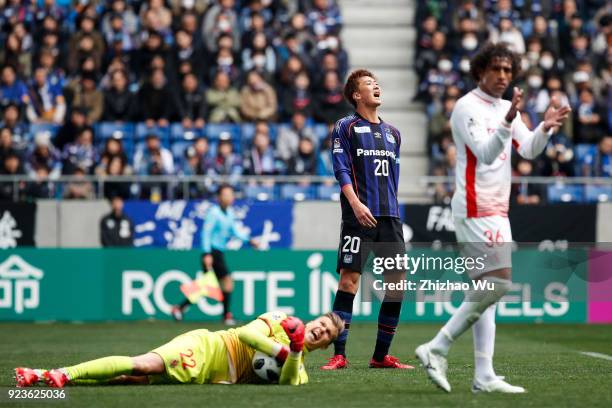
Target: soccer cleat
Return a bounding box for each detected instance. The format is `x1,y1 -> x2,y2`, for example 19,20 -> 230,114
223,312 -> 236,326
369,355 -> 414,369
415,343 -> 451,393
171,306 -> 184,321
43,369 -> 69,388
320,354 -> 348,370
15,367 -> 40,387
472,378 -> 526,394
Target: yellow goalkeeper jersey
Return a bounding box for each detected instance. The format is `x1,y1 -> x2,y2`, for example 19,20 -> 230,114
218,311 -> 308,384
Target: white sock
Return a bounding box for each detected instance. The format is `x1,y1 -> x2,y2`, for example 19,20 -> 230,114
473,304 -> 497,382
429,301 -> 478,356
429,278 -> 510,357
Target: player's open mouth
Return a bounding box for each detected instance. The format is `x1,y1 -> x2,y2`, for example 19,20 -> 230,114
374,92 -> 381,98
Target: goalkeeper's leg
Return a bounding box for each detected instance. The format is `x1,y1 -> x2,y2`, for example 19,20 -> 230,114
45,353 -> 165,387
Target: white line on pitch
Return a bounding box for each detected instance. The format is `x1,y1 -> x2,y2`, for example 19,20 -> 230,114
579,351 -> 612,361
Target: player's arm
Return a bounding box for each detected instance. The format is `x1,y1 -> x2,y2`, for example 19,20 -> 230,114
235,319 -> 289,363
512,97 -> 572,159
332,119 -> 377,228
201,207 -> 219,270
278,317 -> 306,386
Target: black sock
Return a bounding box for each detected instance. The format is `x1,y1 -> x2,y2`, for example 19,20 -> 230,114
332,290 -> 355,357
222,291 -> 231,317
373,301 -> 402,362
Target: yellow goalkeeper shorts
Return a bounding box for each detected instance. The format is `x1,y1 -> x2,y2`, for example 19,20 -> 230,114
149,329 -> 231,384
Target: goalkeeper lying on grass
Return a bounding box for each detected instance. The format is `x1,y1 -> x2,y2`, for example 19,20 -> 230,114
16,312 -> 343,388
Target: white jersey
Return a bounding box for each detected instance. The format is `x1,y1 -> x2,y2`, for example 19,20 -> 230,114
450,87 -> 552,219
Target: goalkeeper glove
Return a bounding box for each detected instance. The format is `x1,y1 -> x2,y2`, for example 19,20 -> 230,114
280,316 -> 305,353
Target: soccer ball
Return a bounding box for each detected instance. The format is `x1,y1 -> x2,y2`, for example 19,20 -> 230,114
252,351 -> 282,382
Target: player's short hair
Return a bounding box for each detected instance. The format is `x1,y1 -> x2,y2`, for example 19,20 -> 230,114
343,69 -> 376,108
323,312 -> 345,339
469,42 -> 521,82
216,183 -> 233,196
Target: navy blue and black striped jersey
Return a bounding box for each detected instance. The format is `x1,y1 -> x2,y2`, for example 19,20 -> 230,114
332,112 -> 401,221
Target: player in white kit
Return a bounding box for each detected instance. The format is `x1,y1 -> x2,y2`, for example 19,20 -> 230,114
415,43 -> 571,393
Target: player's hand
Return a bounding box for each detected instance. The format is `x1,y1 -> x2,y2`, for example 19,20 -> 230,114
543,96 -> 571,132
203,254 -> 213,272
280,316 -> 305,352
504,87 -> 523,123
352,202 -> 377,228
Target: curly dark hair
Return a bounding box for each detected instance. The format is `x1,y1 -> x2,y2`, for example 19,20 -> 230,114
469,42 -> 521,82
343,68 -> 376,108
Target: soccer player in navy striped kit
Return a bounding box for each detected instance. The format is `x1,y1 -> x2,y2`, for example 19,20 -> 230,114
321,69 -> 413,370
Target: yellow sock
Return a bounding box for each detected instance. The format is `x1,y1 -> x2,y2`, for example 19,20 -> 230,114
64,356 -> 133,381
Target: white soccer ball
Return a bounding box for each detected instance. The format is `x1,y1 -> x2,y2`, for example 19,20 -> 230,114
252,351 -> 282,382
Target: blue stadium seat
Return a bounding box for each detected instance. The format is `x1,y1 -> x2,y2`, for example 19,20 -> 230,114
171,140 -> 192,159
29,123 -> 60,138
240,123 -> 278,142
547,184 -> 584,203
134,123 -> 170,144
243,185 -> 276,201
575,144 -> 597,163
317,184 -> 340,201
206,123 -> 241,141
584,185 -> 612,203
170,123 -> 203,140
280,184 -> 314,201
97,122 -> 134,140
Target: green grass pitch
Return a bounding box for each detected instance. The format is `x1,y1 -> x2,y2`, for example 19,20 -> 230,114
2,322 -> 611,407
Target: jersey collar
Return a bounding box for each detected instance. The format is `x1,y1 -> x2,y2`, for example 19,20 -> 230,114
473,87 -> 501,105
354,111 -> 383,124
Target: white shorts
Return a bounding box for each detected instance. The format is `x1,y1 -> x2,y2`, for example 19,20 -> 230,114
454,215 -> 512,278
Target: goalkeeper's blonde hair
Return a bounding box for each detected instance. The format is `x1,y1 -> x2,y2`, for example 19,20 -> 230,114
324,312 -> 345,339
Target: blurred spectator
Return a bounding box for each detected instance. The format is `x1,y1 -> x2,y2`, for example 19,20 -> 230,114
281,70 -> 313,120
54,108 -> 87,150
101,0 -> 139,39
582,134 -> 612,177
242,31 -> 276,79
138,68 -> 176,127
512,158 -> 544,205
202,0 -> 240,53
0,152 -> 25,201
173,29 -> 206,79
100,196 -> 134,247
133,134 -> 175,176
23,165 -> 55,199
317,134 -> 334,177
208,45 -> 242,84
276,111 -> 316,162
240,70 -> 277,121
179,137 -> 211,175
574,88 -> 608,144
492,17 -> 525,54
208,133 -> 243,185
103,69 -> 137,121
428,96 -> 456,160
0,127 -> 21,165
96,137 -> 131,177
62,127 -> 98,175
287,137 -> 317,177
0,65 -> 28,106
26,131 -> 61,178
177,73 -> 207,129
540,133 -> 575,177
63,167 -> 95,199
314,70 -> 350,125
0,103 -> 28,146
26,67 -> 66,124
101,155 -> 132,200
430,144 -> 456,205
206,71 -> 241,123
0,32 -> 31,77
244,124 -> 283,175
67,16 -> 105,75
66,70 -> 104,125
103,13 -> 137,55
307,0 -> 342,39
140,0 -> 173,40
415,30 -> 447,79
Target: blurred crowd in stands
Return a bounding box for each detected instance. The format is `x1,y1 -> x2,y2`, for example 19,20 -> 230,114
416,0 -> 612,204
0,0 -> 350,201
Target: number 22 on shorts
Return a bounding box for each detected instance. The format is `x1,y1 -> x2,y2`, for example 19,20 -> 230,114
179,349 -> 196,369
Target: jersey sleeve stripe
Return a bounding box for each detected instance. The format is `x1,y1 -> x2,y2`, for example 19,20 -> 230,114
466,146 -> 478,218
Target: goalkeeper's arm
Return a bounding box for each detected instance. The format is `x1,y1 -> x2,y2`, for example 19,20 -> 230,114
278,316 -> 307,386
235,319 -> 289,363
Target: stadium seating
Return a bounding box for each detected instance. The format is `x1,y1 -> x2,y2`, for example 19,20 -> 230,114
547,184 -> 585,203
